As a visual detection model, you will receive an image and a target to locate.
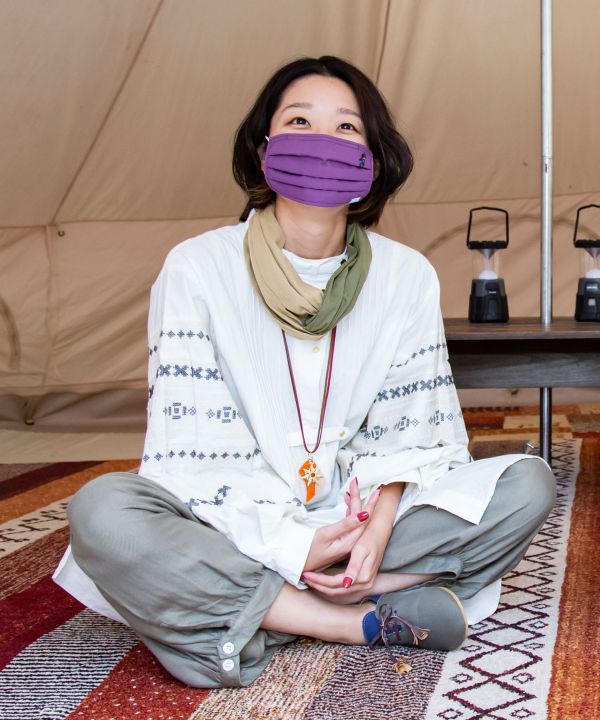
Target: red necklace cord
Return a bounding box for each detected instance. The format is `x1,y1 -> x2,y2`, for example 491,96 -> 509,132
281,327 -> 337,456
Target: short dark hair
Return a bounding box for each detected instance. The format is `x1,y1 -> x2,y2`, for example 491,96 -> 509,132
232,55 -> 413,227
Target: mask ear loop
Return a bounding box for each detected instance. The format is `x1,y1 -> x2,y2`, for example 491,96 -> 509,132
259,137 -> 269,170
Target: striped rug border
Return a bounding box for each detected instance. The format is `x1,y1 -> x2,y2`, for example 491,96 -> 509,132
0,459 -> 139,524
548,435 -> 600,719
0,462 -> 101,502
0,611 -> 138,720
0,575 -> 83,669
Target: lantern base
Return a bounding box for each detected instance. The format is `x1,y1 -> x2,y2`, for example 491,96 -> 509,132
469,278 -> 509,323
575,277 -> 600,321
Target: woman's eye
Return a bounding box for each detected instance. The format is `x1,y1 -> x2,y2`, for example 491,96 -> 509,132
290,117 -> 309,126
339,122 -> 357,131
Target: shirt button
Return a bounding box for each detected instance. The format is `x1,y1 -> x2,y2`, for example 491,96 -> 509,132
222,642 -> 235,655
222,659 -> 235,672
312,346 -> 320,353
339,430 -> 346,437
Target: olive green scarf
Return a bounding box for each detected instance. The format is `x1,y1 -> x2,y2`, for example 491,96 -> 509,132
243,205 -> 371,340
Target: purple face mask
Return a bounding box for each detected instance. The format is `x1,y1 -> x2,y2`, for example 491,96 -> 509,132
263,133 -> 374,208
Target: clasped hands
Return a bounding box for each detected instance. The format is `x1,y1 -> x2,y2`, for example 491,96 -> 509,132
301,477 -> 397,600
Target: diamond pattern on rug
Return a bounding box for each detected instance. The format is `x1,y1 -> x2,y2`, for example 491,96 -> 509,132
424,439 -> 579,720
0,496 -> 70,557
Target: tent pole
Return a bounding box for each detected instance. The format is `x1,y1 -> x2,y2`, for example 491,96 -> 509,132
540,0 -> 553,464
541,0 -> 553,326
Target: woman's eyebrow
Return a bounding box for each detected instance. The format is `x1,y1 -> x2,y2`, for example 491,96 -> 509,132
280,102 -> 312,113
337,107 -> 362,119
279,102 -> 361,119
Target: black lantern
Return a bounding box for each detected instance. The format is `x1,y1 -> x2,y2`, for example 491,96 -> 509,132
466,207 -> 510,323
573,204 -> 600,322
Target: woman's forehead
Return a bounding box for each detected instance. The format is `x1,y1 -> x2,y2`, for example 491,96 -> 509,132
276,75 -> 360,113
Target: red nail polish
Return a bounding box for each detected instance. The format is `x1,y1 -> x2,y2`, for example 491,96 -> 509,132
300,574 -> 307,582
357,511 -> 369,522
345,491 -> 351,498
353,477 -> 358,486
343,576 -> 353,588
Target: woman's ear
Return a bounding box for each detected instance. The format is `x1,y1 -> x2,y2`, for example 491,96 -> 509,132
258,136 -> 269,171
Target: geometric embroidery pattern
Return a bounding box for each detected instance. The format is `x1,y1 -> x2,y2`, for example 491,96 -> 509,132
361,424 -> 388,441
163,402 -> 197,420
376,374 -> 454,403
253,497 -> 303,507
187,485 -> 231,508
142,447 -> 260,462
205,406 -> 243,423
346,450 -> 378,479
393,415 -> 420,432
148,329 -> 211,357
428,409 -> 462,426
160,329 -> 210,340
392,342 -> 446,368
156,364 -> 222,381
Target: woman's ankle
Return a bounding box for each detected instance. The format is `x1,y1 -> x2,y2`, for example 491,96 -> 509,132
328,603 -> 373,645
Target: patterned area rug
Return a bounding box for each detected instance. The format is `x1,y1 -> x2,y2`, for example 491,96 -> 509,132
1,406 -> 599,720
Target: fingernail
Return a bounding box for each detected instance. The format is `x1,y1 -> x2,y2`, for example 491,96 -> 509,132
357,511 -> 369,522
353,477 -> 358,487
300,574 -> 307,582
345,491 -> 351,498
343,576 -> 353,588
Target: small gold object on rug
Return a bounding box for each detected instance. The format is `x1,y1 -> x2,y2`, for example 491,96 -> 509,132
393,661 -> 413,675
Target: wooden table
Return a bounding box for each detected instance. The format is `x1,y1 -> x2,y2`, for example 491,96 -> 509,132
444,318 -> 600,463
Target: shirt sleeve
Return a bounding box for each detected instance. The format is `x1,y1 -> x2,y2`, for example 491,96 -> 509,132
139,248 -> 315,586
337,260 -> 471,504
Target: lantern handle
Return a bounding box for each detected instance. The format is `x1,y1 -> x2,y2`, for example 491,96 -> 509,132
466,207 -> 509,249
573,204 -> 600,246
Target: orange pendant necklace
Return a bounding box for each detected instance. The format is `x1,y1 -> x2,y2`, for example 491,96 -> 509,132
282,327 -> 337,503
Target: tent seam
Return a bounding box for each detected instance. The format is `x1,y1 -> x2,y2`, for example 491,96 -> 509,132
374,0 -> 393,83
0,296 -> 20,371
50,0 -> 166,225
0,378 -> 147,397
39,225 -> 60,392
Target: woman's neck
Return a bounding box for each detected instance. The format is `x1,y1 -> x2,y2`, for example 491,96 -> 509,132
274,197 -> 347,259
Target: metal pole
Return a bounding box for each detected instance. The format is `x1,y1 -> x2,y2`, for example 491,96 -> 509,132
540,0 -> 553,464
540,387 -> 552,462
541,0 -> 553,324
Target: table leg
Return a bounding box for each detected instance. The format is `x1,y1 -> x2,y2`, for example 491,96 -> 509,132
540,386 -> 552,465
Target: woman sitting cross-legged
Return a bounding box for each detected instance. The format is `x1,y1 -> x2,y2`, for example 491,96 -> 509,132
55,55 -> 556,689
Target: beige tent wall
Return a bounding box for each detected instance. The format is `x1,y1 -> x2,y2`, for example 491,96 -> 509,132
1,0 -> 600,426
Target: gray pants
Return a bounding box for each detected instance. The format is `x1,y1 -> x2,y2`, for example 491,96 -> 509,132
68,458 -> 555,688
